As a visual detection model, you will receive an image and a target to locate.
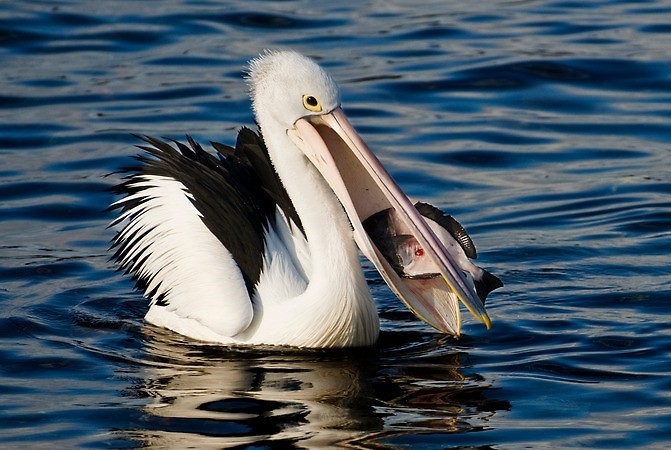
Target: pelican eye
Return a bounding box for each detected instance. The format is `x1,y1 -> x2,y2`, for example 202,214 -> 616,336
302,95 -> 322,112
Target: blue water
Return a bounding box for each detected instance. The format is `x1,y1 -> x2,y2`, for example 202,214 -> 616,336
1,0 -> 670,447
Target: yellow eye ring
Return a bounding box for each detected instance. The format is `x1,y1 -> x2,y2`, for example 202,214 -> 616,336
302,95 -> 322,112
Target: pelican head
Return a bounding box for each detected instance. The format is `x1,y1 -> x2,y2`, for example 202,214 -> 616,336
246,50 -> 491,336
248,51 -> 340,130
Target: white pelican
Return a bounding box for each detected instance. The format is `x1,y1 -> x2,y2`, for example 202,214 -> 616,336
110,50 -> 502,348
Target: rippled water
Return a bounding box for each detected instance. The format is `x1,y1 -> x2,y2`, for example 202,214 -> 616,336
2,0 -> 670,448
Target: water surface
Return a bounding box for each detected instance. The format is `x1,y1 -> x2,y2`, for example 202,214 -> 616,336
1,0 -> 670,448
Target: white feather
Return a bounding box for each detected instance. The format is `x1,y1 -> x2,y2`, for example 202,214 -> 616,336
115,175 -> 253,337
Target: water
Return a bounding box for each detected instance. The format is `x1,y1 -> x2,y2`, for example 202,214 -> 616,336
1,0 -> 670,447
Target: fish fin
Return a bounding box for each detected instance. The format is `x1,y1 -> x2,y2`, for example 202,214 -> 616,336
414,202 -> 477,259
474,269 -> 504,304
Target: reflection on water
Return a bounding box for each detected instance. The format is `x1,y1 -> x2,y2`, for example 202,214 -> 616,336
126,327 -> 508,448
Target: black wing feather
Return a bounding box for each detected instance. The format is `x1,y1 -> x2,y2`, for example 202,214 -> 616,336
110,130 -> 301,296
213,127 -> 304,234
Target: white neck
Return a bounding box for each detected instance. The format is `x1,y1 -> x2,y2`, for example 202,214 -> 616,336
256,119 -> 379,347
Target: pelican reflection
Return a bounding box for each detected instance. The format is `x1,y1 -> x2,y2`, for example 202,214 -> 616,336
126,327 -> 509,448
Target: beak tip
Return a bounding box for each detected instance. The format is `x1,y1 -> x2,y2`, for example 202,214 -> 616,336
461,294 -> 492,330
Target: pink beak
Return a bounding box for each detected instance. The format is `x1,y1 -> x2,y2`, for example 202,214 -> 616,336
288,107 -> 490,336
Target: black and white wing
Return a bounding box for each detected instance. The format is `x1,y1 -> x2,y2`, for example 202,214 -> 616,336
109,130 -> 300,337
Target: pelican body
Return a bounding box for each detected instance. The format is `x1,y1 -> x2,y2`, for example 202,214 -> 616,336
110,51 -> 502,348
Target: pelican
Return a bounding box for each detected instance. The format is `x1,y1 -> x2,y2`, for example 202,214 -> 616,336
110,50 -> 502,348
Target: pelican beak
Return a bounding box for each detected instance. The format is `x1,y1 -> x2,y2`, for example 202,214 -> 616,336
288,107 -> 490,336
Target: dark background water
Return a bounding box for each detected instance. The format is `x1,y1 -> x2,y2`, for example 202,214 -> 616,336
1,0 -> 670,448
